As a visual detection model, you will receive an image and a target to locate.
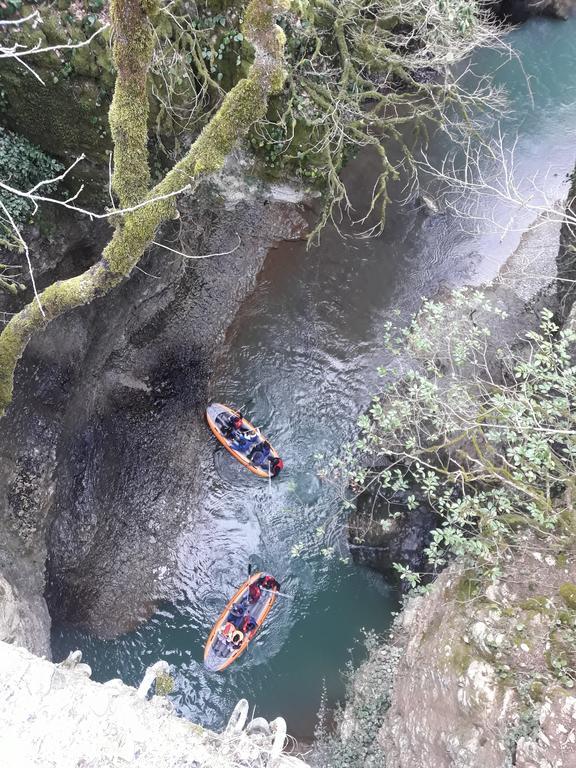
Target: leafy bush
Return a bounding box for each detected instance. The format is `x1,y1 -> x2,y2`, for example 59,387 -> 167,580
330,289 -> 576,586
0,127 -> 63,233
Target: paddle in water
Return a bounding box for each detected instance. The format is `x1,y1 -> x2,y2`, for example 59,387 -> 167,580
261,587 -> 294,600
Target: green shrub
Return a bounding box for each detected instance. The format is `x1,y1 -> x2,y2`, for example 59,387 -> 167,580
0,127 -> 63,246
312,634 -> 401,768
328,290 -> 576,585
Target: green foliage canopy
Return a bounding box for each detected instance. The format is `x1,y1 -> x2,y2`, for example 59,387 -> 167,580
332,290 -> 576,586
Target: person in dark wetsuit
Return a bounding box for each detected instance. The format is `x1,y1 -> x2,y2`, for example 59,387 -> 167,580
226,602 -> 245,628
248,439 -> 272,467
222,412 -> 244,439
269,456 -> 283,477
248,580 -> 262,604
240,614 -> 257,634
225,413 -> 260,454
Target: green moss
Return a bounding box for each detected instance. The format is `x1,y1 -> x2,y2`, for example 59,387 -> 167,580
191,78 -> 268,174
0,62 -> 110,158
70,44 -> 95,77
270,65 -> 287,93
154,673 -> 173,695
41,12 -> 70,45
0,323 -> 24,415
558,507 -> 576,534
0,8 -> 112,184
520,596 -> 551,612
141,0 -> 161,16
108,0 -> 157,205
244,0 -> 275,33
559,583 -> 576,610
455,572 -> 482,602
529,680 -> 546,702
449,643 -> 472,676
108,87 -> 151,205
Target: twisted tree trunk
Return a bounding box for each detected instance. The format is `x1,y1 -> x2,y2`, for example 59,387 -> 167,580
0,0 -> 287,416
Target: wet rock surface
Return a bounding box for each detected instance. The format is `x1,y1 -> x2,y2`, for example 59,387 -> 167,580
0,568 -> 50,658
0,165 -> 306,640
349,485 -> 439,586
0,366 -> 64,657
491,0 -> 576,21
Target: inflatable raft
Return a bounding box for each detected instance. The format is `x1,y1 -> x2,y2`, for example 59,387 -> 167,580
204,571 -> 278,672
206,403 -> 281,479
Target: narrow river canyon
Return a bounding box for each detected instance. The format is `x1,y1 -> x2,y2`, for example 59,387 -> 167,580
48,14 -> 576,743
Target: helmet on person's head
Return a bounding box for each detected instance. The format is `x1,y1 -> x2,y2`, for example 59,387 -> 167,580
270,456 -> 283,475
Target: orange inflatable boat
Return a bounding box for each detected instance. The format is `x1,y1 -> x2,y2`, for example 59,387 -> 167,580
204,571 -> 279,671
206,403 -> 282,479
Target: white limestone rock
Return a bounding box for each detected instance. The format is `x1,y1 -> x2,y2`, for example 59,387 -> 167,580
0,641 -> 309,768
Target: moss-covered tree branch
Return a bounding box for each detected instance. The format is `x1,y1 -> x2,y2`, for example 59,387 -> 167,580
108,0 -> 156,206
0,0 -> 288,417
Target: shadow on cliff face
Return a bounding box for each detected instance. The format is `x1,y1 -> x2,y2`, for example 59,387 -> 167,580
45,344 -> 209,636
0,173 -> 306,641
349,482 -> 440,589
